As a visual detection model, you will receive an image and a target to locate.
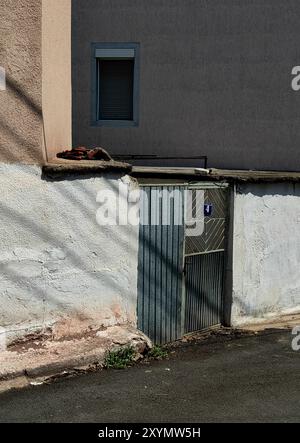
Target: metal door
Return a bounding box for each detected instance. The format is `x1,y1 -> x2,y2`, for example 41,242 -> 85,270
137,186 -> 185,344
184,185 -> 228,333
137,184 -> 228,343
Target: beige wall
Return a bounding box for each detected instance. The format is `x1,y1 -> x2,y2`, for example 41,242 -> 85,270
0,0 -> 43,164
42,0 -> 72,160
0,0 -> 72,164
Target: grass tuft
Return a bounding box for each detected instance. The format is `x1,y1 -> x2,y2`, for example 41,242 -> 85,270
148,345 -> 168,360
104,346 -> 136,369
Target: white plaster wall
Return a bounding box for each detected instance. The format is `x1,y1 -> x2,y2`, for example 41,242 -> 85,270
0,164 -> 139,344
232,182 -> 300,325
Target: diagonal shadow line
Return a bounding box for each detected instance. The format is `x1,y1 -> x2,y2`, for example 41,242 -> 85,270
0,70 -> 140,314
0,162 -> 140,315
0,122 -> 42,163
0,201 -> 128,295
5,76 -> 42,118
1,69 -> 193,320
47,174 -> 140,260
47,179 -> 139,269
2,73 -> 137,260
0,258 -> 129,315
0,263 -> 66,311
0,73 -> 45,164
0,246 -> 135,331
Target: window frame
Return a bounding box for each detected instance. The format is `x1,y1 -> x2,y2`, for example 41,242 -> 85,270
91,43 -> 140,127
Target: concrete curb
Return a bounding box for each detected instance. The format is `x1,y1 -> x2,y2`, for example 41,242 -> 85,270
234,312 -> 300,332
0,325 -> 152,393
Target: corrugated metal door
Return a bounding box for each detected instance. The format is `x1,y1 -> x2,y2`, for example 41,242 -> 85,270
137,186 -> 185,344
184,186 -> 228,333
137,184 -> 228,343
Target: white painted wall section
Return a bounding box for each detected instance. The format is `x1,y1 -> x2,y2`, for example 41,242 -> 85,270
0,164 -> 140,345
232,183 -> 300,325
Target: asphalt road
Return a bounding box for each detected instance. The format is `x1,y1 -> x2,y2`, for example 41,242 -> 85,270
0,329 -> 299,423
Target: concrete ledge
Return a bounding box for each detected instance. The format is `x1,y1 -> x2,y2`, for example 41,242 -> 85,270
209,168 -> 300,183
0,326 -> 152,393
132,166 -> 209,177
132,166 -> 300,182
43,159 -> 132,180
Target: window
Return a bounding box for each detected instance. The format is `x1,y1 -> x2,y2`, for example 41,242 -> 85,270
92,43 -> 140,127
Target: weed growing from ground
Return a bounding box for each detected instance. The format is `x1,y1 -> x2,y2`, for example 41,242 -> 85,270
148,345 -> 168,360
104,346 -> 135,369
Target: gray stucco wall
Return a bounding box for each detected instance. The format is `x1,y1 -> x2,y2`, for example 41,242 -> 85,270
72,0 -> 300,171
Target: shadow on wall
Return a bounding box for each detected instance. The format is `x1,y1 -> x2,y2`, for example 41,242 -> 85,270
0,62 -> 139,341
0,174 -> 138,326
0,48 -> 218,343
0,73 -> 44,164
